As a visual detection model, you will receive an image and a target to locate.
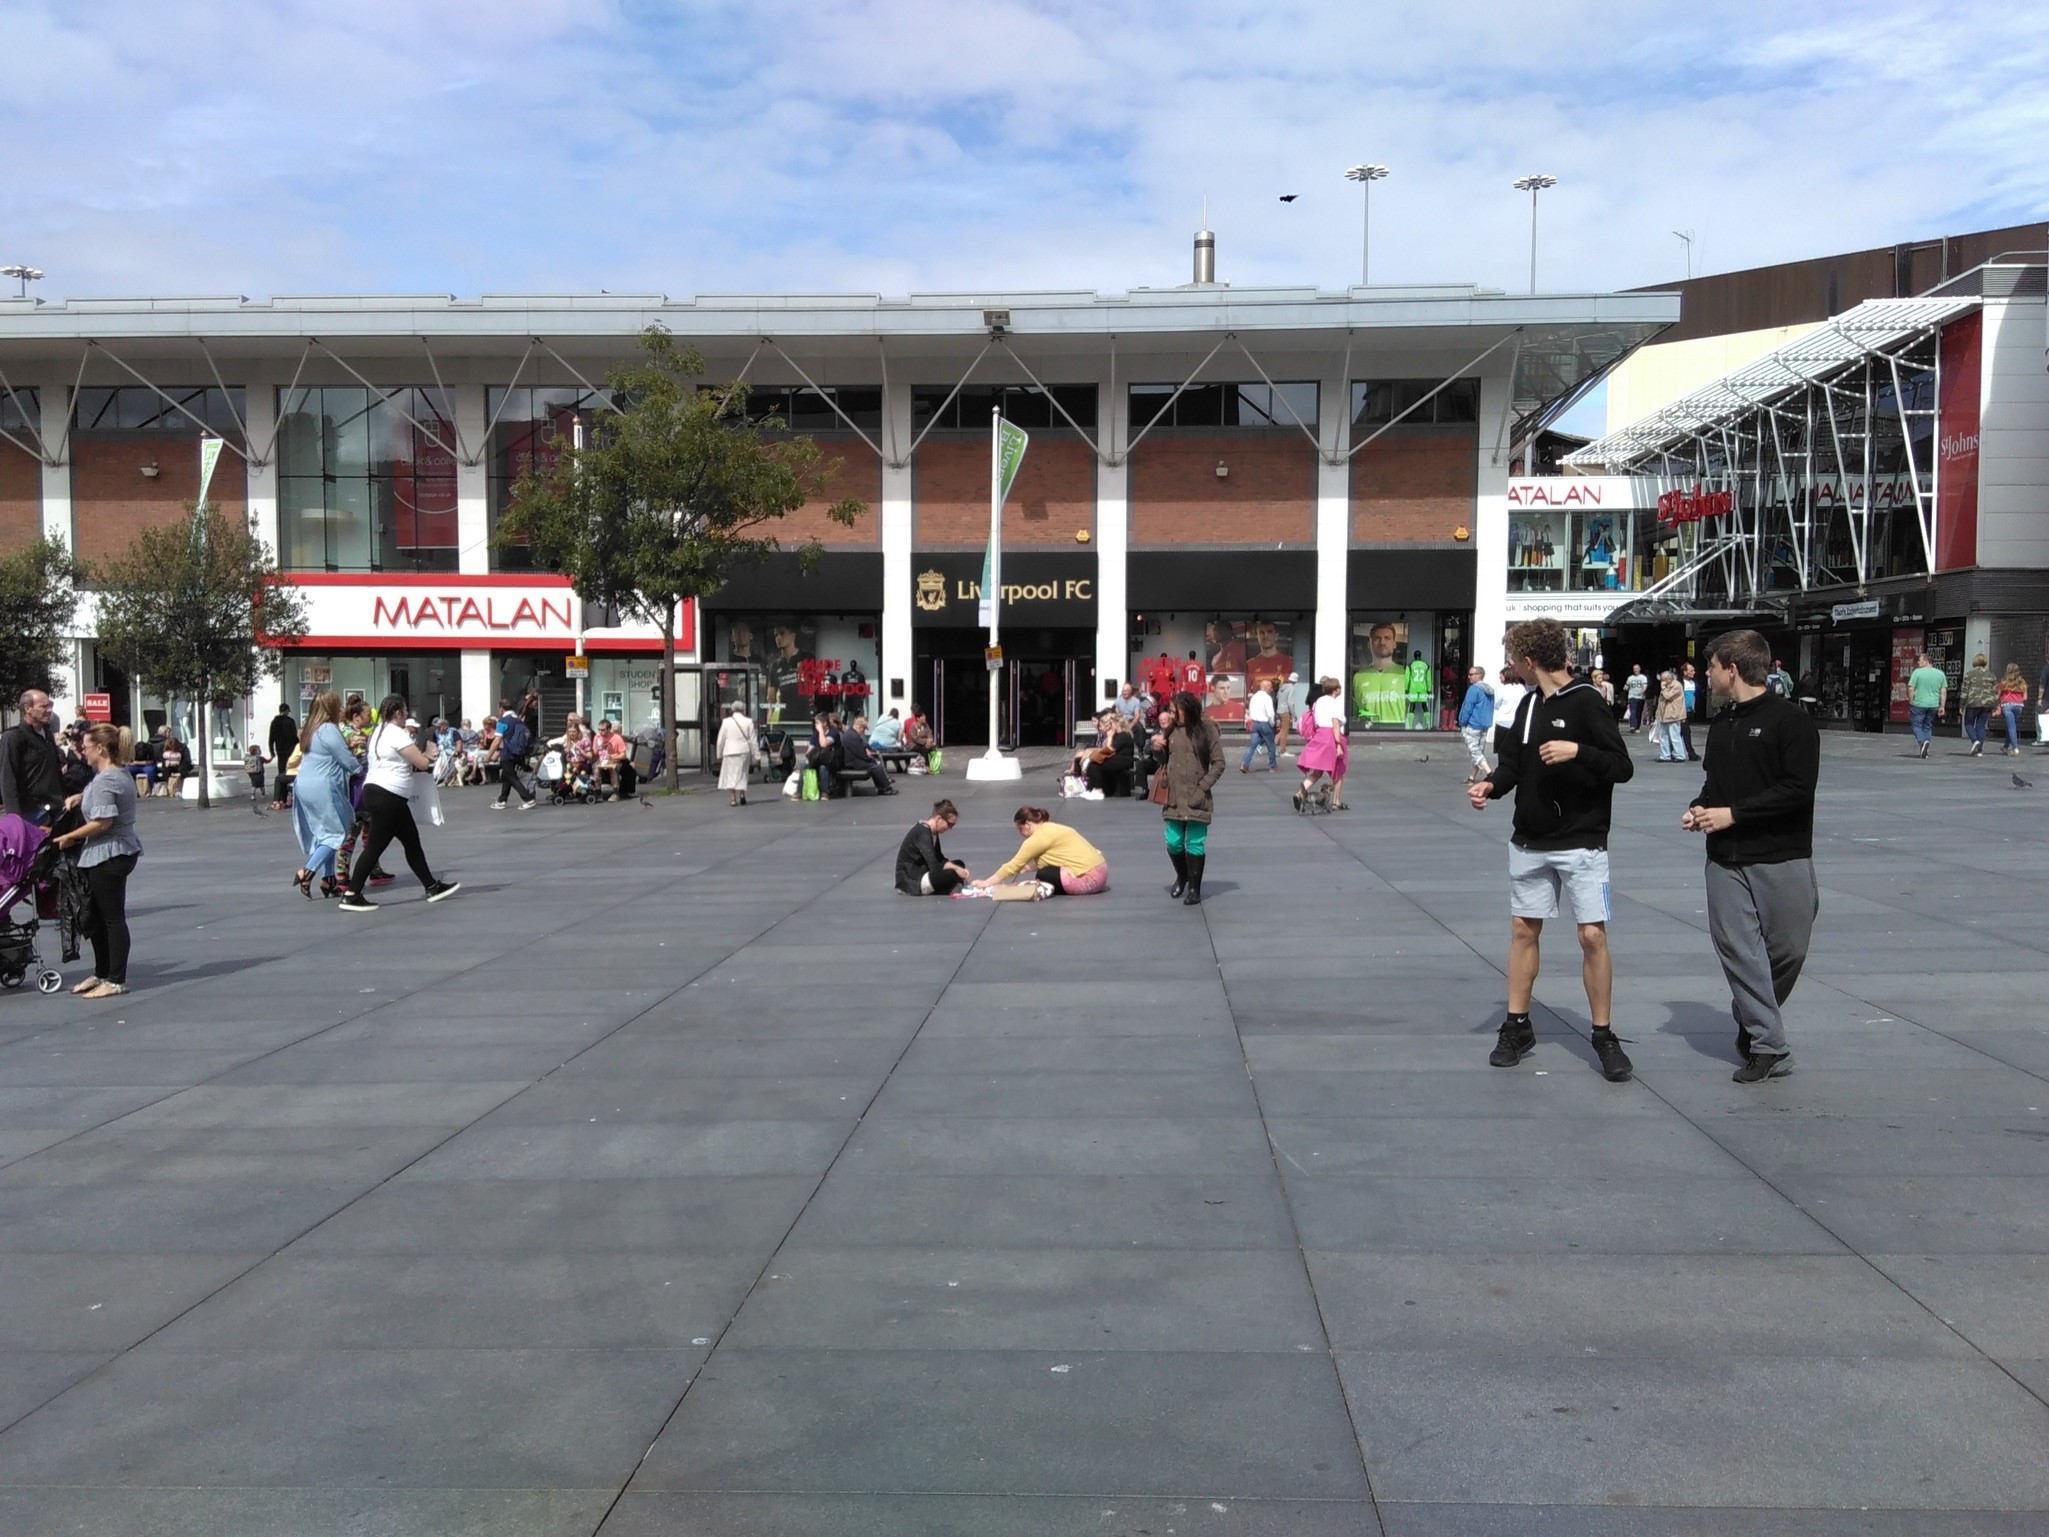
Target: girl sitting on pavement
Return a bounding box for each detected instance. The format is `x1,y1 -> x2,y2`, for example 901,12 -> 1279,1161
971,806 -> 1109,900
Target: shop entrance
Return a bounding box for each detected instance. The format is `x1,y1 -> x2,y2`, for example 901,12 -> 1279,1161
918,627 -> 1095,748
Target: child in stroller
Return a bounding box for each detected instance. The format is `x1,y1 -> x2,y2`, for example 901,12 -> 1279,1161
0,816 -> 66,994
537,746 -> 600,804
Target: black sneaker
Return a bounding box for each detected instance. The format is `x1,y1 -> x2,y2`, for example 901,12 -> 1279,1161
425,880 -> 461,903
1591,1028 -> 1633,1082
1488,1019 -> 1536,1067
337,893 -> 377,913
1732,1052 -> 1793,1084
367,868 -> 396,886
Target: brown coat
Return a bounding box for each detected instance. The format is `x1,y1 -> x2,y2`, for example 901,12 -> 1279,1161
1655,678 -> 1687,724
1159,716 -> 1225,824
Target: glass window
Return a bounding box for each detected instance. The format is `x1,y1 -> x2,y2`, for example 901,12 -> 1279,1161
1126,381 -> 1317,431
1350,378 -> 1480,428
275,387 -> 457,573
737,385 -> 882,432
911,384 -> 1098,433
0,387 -> 37,437
486,386 -> 612,573
74,386 -> 244,439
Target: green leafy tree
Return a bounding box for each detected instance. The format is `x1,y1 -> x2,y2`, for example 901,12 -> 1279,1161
94,503 -> 307,808
499,328 -> 864,792
0,534 -> 81,704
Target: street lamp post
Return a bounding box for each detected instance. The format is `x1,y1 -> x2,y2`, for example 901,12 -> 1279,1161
1343,164 -> 1389,287
1511,175 -> 1556,293
1,265 -> 43,299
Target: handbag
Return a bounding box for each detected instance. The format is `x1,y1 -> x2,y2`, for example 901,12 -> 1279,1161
1147,768 -> 1171,805
801,767 -> 820,801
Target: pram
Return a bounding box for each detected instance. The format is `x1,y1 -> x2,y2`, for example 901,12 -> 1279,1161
537,750 -> 601,805
0,817 -> 64,995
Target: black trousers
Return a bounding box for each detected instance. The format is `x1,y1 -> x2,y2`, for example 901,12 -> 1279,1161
496,757 -> 535,803
349,784 -> 437,895
83,852 -> 137,985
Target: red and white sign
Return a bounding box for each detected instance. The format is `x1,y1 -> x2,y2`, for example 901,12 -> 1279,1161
271,575 -> 695,655
1506,477 -> 1657,509
1935,311 -> 1981,571
81,693 -> 112,722
1656,487 -> 1733,526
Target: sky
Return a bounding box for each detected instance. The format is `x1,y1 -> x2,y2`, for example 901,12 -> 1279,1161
0,1 -> 2044,304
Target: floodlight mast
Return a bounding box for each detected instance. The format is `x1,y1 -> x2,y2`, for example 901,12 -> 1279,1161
1,265 -> 43,299
1512,175 -> 1556,293
1343,164 -> 1389,286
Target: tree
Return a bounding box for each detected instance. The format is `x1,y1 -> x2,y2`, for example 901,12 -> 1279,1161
0,534 -> 81,706
499,328 -> 864,792
94,503 -> 307,808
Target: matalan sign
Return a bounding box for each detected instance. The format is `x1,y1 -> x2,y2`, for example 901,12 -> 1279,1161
371,594 -> 574,631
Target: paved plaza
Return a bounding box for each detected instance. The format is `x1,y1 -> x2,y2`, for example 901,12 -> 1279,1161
0,732 -> 2044,1534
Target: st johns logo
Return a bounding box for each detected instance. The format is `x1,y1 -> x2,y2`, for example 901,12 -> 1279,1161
915,569 -> 949,612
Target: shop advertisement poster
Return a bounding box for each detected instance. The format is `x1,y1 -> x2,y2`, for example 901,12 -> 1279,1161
1888,627 -> 1925,724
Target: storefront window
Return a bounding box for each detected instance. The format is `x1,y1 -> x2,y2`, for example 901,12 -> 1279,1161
1508,507 -> 1674,594
1127,382 -> 1318,432
913,384 -> 1097,432
1128,613 -> 1311,724
712,613 -> 880,727
1348,612 -> 1468,731
277,388 -> 457,573
485,387 -> 612,572
280,655 -> 463,726
1350,378 -> 1480,427
75,386 -> 243,439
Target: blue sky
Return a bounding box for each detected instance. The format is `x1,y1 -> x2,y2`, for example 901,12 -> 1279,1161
2,1 -> 2043,302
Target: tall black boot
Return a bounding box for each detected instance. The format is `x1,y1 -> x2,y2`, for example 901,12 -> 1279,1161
1166,849 -> 1189,899
1181,852 -> 1205,905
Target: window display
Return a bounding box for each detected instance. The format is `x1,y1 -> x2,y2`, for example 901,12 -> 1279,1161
714,614 -> 879,725
1128,612 -> 1311,724
1349,612 -> 1467,730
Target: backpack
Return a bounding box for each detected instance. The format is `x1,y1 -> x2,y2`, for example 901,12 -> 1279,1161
498,717 -> 531,759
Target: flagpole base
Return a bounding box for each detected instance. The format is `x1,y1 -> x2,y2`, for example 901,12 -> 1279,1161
964,751 -> 1023,782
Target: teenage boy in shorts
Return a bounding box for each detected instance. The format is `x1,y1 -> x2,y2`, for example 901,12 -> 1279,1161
1468,618 -> 1638,1082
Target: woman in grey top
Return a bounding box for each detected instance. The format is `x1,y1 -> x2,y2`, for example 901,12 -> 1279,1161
50,724 -> 143,998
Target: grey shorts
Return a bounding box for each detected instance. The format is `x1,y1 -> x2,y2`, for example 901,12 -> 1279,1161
1509,844 -> 1611,923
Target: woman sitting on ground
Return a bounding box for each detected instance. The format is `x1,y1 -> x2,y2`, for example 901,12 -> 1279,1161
972,806 -> 1109,900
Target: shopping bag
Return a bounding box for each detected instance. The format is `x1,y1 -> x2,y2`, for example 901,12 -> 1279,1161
927,750 -> 943,775
782,769 -> 802,799
801,767 -> 820,801
416,776 -> 446,827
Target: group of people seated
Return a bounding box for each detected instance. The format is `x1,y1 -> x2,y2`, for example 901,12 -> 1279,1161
1065,711 -> 1139,798
545,713 -> 639,799
894,799 -> 1109,901
803,712 -> 900,798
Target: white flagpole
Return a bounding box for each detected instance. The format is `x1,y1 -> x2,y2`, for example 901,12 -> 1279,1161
968,405 -> 1020,779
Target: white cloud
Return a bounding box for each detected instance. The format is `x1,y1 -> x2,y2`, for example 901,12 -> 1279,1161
0,0 -> 2040,301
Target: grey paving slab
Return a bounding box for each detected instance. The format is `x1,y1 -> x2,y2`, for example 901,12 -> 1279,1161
395,1118 -> 856,1180
1379,1507 -> 2049,1536
0,1182 -> 362,1254
0,1489 -> 614,1537
0,1351 -> 116,1427
1339,1352 -> 2049,1508
603,1492 -> 1378,1536
1774,1175 -> 2049,1252
1866,1254 -> 2049,1357
1266,1113 -> 1741,1177
0,1347 -> 698,1489
839,1115 -> 1275,1176
870,1068 -> 1259,1118
0,1253 -> 264,1350
631,1347 -> 1368,1497
0,1124 -> 453,1187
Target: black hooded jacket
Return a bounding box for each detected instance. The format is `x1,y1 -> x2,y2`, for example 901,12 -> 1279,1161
1482,679 -> 1636,851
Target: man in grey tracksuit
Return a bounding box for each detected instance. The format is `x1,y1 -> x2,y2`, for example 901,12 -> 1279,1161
1683,629 -> 1821,1084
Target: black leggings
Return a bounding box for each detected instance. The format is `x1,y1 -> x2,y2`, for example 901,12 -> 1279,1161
348,785 -> 436,896
84,853 -> 137,985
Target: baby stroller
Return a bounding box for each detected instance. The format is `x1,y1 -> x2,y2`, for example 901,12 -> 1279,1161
0,817 -> 65,995
538,750 -> 600,805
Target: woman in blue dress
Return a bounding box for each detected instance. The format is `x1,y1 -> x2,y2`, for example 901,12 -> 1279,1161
290,691 -> 360,898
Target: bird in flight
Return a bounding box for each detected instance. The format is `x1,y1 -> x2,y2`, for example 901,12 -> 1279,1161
1279,194 -> 1299,202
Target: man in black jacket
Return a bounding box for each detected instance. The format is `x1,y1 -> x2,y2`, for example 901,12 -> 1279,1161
1468,619 -> 1637,1082
1,689 -> 64,825
267,703 -> 299,807
1683,629 -> 1820,1084
895,800 -> 970,895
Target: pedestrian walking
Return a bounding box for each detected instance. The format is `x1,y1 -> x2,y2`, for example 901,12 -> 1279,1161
1156,689 -> 1224,906
1456,664 -> 1494,783
1959,654 -> 1997,756
333,698 -> 386,893
1680,662 -> 1702,760
1907,652 -> 1946,758
1682,629 -> 1820,1084
242,741 -> 270,814
1276,672 -> 1305,758
2038,658 -> 2049,750
1239,678 -> 1279,773
49,724 -> 142,999
1,689 -> 64,826
1652,669 -> 1687,762
1468,618 -> 1637,1083
1293,676 -> 1346,811
1766,659 -> 1794,697
1624,664 -> 1649,729
489,704 -> 538,809
716,701 -> 756,806
337,696 -> 459,912
290,691 -> 360,900
266,702 -> 299,807
1997,663 -> 2029,756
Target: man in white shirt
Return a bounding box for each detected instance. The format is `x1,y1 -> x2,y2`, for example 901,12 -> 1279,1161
1238,678 -> 1279,773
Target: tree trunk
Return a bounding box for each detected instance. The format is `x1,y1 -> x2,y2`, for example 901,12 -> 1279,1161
196,692 -> 212,809
662,600 -> 680,794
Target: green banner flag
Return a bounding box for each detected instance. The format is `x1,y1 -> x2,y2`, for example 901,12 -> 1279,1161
980,420 -> 1029,628
196,435 -> 224,508
998,418 -> 1029,503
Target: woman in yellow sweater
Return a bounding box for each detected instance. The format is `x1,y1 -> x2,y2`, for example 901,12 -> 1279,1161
973,806 -> 1110,900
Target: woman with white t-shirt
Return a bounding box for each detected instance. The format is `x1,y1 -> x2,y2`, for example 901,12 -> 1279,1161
338,696 -> 458,912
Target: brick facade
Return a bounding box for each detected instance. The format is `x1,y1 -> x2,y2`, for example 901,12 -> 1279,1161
0,441 -> 40,553
1129,435 -> 1314,546
914,436 -> 1095,548
1350,429 -> 1476,544
72,435 -> 249,568
771,438 -> 880,547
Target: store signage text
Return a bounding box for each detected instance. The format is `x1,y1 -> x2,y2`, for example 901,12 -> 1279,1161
914,569 -> 1090,613
1506,477 -> 1655,510
1830,598 -> 1881,622
1656,487 -> 1733,526
370,594 -> 575,632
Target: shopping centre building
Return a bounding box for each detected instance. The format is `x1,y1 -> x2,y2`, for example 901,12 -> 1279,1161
0,258 -> 1674,762
1505,224 -> 2049,731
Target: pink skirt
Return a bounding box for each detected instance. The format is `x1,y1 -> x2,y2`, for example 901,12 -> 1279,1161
1056,862 -> 1110,895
